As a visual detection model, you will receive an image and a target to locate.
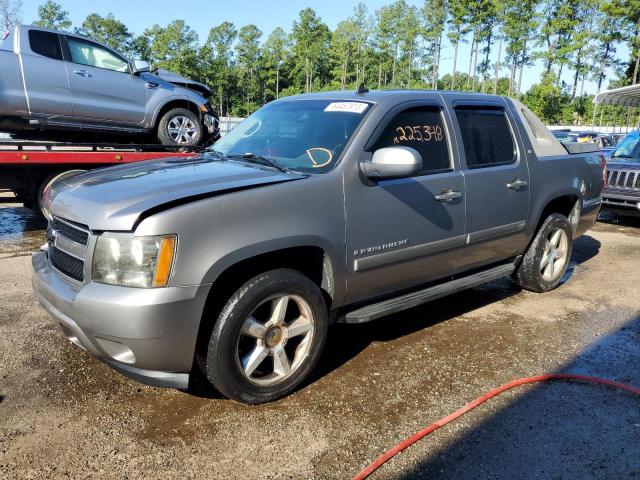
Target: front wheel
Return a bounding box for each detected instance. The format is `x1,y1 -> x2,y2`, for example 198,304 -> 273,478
514,213 -> 573,293
157,108 -> 204,146
201,269 -> 328,404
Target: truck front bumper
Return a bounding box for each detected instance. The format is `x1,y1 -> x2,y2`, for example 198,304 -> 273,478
203,114 -> 218,135
31,249 -> 211,389
602,193 -> 640,216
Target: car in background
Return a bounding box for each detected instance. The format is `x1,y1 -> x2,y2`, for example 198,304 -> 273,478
602,131 -> 640,217
0,26 -> 219,145
552,129 -> 573,141
612,133 -> 627,145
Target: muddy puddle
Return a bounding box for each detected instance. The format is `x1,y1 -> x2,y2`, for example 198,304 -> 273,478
0,203 -> 47,258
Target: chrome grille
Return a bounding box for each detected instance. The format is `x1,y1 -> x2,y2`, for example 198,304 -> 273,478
50,246 -> 84,282
51,217 -> 89,246
606,168 -> 640,191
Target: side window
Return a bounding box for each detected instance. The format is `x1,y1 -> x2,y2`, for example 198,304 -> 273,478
28,30 -> 63,60
66,37 -> 130,73
373,107 -> 451,175
455,108 -> 516,168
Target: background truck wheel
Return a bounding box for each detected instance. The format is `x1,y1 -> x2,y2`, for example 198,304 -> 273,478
201,269 -> 328,404
514,213 -> 573,293
157,108 -> 203,146
37,170 -> 86,218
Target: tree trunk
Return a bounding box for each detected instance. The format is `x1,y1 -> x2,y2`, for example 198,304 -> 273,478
571,56 -> 581,99
407,41 -> 413,88
451,40 -> 459,90
493,32 -> 503,95
467,29 -> 476,88
509,60 -> 515,96
433,31 -> 442,89
597,42 -> 610,93
633,53 -> 640,84
378,62 -> 382,88
471,43 -> 478,91
276,67 -> 279,99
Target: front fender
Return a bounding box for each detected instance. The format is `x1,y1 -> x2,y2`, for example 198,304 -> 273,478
202,235 -> 339,302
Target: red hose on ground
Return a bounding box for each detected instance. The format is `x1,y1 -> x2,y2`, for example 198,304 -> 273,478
353,373 -> 640,480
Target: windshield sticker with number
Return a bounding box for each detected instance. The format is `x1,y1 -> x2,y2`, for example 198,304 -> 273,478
324,102 -> 368,114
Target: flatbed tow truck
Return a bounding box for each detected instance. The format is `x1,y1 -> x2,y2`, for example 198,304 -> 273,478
0,140 -> 202,215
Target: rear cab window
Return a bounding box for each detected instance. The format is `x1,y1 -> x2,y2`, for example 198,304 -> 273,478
1,30 -> 14,51
28,30 -> 63,60
455,107 -> 516,168
373,106 -> 451,175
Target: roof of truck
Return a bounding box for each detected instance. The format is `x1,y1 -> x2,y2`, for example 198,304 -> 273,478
278,89 -> 509,104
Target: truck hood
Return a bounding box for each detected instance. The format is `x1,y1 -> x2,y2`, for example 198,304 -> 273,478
155,69 -> 212,97
48,156 -> 304,231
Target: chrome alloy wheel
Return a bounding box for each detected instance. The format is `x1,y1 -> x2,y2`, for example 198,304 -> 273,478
167,115 -> 198,144
540,227 -> 569,282
237,294 -> 315,386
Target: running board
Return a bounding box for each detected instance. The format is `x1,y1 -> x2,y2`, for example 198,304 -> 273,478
339,263 -> 515,324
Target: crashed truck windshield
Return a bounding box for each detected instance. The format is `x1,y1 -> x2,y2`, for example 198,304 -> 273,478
211,99 -> 371,173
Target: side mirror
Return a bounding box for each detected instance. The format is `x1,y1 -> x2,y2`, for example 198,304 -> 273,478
132,59 -> 150,75
360,146 -> 422,179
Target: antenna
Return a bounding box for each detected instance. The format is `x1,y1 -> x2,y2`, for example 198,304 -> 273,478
356,83 -> 369,95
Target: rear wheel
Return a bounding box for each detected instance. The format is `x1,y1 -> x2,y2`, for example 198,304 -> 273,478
201,269 -> 328,404
157,108 -> 203,146
514,213 -> 573,292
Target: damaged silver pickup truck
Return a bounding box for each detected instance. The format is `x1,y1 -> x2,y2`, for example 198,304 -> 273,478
0,25 -> 218,145
33,90 -> 604,404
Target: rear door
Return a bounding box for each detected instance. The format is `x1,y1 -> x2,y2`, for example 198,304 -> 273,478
344,100 -> 467,304
450,102 -> 530,269
21,29 -> 72,117
63,35 -> 147,125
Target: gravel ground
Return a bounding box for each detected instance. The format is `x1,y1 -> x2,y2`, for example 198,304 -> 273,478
0,197 -> 639,480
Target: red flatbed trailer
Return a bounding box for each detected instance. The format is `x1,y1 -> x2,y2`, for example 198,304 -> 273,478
0,141 -> 201,212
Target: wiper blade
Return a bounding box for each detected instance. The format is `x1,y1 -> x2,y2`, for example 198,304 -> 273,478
227,153 -> 290,173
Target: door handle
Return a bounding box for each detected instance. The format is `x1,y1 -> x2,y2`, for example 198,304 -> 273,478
73,69 -> 92,77
506,178 -> 528,190
434,189 -> 463,202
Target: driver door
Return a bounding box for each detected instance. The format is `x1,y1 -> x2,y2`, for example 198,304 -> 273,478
63,35 -> 147,125
344,101 -> 467,304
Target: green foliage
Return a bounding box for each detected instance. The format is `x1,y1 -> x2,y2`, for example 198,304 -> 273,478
77,13 -> 131,54
33,1 -> 70,30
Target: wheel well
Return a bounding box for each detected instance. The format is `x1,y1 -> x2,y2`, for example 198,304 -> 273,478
535,195 -> 579,232
193,246 -> 332,368
154,100 -> 201,131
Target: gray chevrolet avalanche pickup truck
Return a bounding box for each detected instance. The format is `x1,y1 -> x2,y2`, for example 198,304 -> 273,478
32,90 -> 604,404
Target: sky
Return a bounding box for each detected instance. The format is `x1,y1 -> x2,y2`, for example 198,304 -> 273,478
19,0 -> 626,95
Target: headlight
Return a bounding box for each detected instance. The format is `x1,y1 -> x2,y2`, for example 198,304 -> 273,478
92,234 -> 176,288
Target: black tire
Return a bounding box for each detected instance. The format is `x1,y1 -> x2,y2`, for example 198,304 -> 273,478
157,108 -> 204,146
514,213 -> 573,293
200,269 -> 328,404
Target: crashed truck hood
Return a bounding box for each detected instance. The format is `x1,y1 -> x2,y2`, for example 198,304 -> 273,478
49,156 -> 304,231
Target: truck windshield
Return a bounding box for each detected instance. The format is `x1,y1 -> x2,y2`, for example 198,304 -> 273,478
211,99 -> 371,173
611,134 -> 640,161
